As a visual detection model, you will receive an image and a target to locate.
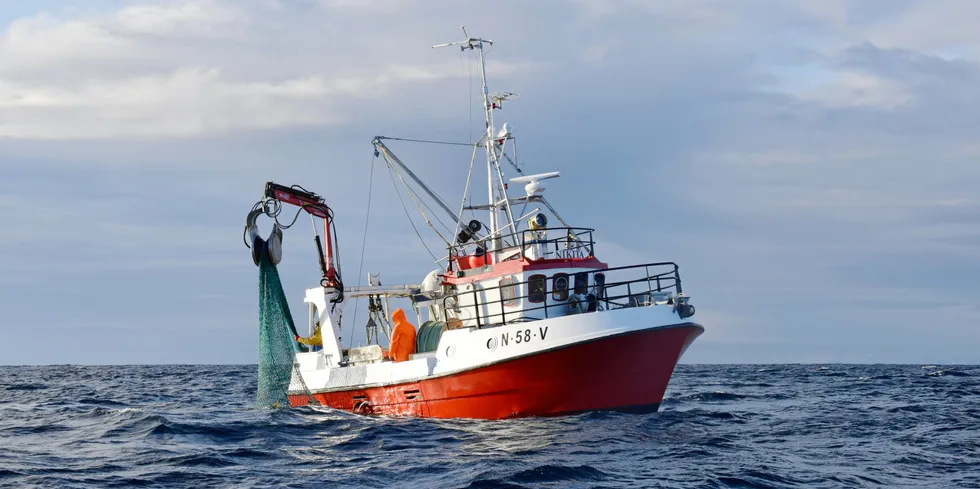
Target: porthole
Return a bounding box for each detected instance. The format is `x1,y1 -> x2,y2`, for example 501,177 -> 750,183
528,274 -> 547,303
552,273 -> 569,301
574,272 -> 588,295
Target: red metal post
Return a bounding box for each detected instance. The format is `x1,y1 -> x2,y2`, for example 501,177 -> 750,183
323,217 -> 338,287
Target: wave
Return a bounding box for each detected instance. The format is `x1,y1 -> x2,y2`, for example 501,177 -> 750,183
927,369 -> 970,377
3,364 -> 979,488
509,464 -> 612,484
666,391 -> 793,404
3,383 -> 45,391
670,391 -> 746,402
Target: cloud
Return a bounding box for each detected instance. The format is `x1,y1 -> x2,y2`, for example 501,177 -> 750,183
0,1 -> 532,139
0,62 -> 510,138
794,71 -> 911,108
108,1 -> 247,38
2,0 -> 980,364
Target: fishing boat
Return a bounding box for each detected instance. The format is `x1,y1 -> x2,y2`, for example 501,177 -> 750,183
244,30 -> 704,419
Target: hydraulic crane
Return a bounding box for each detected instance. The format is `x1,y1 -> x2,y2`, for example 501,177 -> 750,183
244,182 -> 342,293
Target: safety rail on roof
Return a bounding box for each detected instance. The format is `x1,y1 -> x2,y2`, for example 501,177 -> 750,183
449,227 -> 596,271
442,262 -> 683,329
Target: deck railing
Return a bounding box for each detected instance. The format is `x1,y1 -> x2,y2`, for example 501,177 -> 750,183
442,262 -> 683,329
449,227 -> 596,271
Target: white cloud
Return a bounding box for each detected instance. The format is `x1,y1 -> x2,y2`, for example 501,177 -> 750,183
0,1 -> 532,139
109,1 -> 247,38
316,0 -> 408,11
3,0 -> 980,364
861,1 -> 980,56
794,71 -> 911,108
0,62 -> 497,138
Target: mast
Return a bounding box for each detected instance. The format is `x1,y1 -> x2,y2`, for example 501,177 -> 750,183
433,27 -> 515,260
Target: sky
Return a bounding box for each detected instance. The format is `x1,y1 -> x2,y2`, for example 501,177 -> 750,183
1,0 -> 978,365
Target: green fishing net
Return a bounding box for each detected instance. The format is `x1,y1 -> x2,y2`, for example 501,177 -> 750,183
256,249 -> 316,408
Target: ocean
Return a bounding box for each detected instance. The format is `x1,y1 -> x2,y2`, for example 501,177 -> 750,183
1,364 -> 977,488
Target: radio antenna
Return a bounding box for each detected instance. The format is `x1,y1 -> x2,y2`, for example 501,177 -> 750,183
432,27 -> 516,259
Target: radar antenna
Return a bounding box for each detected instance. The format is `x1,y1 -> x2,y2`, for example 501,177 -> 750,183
489,92 -> 520,110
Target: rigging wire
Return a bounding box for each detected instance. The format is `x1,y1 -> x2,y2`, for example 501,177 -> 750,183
450,139 -> 481,251
386,161 -> 442,264
345,153 -> 376,353
375,136 -> 476,147
374,142 -> 458,219
401,181 -> 457,237
491,147 -> 518,247
468,49 -> 473,144
386,161 -> 453,247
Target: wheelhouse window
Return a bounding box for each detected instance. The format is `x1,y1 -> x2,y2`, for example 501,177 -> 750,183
527,274 -> 547,303
552,273 -> 569,301
499,276 -> 518,307
573,272 -> 588,295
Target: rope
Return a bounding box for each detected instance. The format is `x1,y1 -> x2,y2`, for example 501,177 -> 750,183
406,184 -> 457,237
386,160 -> 452,247
386,162 -> 442,264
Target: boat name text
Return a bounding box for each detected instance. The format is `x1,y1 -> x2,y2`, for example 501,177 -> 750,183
555,248 -> 586,259
487,327 -> 549,350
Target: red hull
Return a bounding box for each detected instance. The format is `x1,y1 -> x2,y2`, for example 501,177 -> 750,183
289,323 -> 702,419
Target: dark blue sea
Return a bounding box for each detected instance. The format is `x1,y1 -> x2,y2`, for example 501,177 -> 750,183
2,364 -> 978,488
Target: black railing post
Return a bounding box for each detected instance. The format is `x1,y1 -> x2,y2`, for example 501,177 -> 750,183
674,264 -> 682,295
520,231 -> 526,261
499,286 -> 505,325
473,288 -> 481,329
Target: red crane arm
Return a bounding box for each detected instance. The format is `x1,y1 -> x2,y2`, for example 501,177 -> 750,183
264,182 -> 331,218
262,182 -> 340,289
